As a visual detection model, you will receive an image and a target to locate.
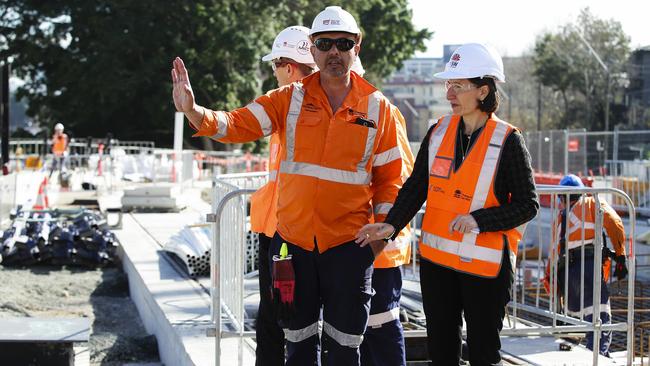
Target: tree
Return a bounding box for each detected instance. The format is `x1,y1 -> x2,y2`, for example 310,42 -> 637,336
531,8 -> 630,130
1,1 -> 430,149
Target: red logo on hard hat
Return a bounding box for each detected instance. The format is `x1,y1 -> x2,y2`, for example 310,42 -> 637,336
451,53 -> 461,61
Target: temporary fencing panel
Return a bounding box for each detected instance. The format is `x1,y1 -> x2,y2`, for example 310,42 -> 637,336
208,172 -> 268,366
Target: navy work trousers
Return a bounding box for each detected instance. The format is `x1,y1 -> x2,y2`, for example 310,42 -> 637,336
269,233 -> 375,366
256,233 -> 285,366
360,266 -> 406,366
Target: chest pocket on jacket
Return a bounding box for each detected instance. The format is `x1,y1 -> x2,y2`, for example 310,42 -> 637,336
294,115 -> 322,157
323,118 -> 373,171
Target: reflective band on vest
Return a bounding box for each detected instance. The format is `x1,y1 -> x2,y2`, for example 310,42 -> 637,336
421,231 -> 502,264
427,115 -> 453,174
458,121 -> 510,257
246,102 -> 273,136
566,238 -> 595,250
268,170 -> 278,182
323,321 -> 363,348
281,84 -> 380,185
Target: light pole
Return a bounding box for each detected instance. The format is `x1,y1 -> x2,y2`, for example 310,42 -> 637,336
574,28 -> 610,132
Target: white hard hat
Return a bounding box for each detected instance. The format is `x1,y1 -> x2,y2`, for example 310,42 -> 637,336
309,6 -> 361,36
262,26 -> 315,65
54,123 -> 64,131
434,43 -> 505,82
351,57 -> 365,76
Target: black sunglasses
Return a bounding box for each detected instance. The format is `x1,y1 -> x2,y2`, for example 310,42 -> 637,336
313,38 -> 356,52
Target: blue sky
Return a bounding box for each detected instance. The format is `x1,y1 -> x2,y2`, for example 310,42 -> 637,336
408,0 -> 649,58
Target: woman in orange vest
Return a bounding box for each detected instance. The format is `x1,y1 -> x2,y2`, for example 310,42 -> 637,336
356,43 -> 539,365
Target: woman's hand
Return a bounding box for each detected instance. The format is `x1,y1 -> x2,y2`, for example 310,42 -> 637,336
449,214 -> 479,234
355,223 -> 395,247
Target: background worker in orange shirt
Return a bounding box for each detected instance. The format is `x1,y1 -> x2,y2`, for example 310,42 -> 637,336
172,6 -> 413,364
548,174 -> 627,356
249,25 -> 316,366
49,122 -> 69,178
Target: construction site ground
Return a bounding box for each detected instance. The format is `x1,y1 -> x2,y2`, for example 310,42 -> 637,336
0,189 -> 162,366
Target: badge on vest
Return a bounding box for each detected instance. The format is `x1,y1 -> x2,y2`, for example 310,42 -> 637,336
430,156 -> 452,179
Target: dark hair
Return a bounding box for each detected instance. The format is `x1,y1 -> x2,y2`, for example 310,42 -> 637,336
468,77 -> 500,113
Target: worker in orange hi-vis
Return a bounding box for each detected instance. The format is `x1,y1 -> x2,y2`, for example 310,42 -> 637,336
49,123 -> 69,178
545,174 -> 627,357
172,6 -> 413,365
249,25 -> 316,366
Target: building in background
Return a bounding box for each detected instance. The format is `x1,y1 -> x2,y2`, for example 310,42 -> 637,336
382,57 -> 446,144
627,46 -> 650,126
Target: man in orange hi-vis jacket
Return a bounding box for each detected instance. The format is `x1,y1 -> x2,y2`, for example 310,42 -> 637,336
250,25 -> 316,366
172,6 -> 413,365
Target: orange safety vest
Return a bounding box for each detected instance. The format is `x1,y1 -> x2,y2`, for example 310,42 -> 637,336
194,72 -> 409,253
250,134 -> 282,237
419,114 -> 526,278
52,134 -> 67,156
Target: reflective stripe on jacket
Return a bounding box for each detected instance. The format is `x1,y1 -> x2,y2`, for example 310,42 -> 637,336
419,114 -> 525,278
193,72 -> 409,252
553,196 -> 626,255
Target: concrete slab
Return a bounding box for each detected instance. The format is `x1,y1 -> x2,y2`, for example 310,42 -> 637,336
0,317 -> 90,343
114,193 -> 256,366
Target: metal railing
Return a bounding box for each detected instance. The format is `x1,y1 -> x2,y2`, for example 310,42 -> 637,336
402,186 -> 636,364
207,172 -> 269,366
510,186 -> 636,365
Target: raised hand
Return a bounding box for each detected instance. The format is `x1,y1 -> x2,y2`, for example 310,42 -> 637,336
171,57 -> 196,113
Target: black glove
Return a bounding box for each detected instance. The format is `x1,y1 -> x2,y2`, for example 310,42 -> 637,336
613,255 -> 628,281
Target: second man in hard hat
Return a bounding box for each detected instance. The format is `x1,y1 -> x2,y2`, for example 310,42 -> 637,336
172,5 -> 413,365
250,25 -> 317,366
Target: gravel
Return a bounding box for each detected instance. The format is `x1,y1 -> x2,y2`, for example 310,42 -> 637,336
0,262 -> 160,365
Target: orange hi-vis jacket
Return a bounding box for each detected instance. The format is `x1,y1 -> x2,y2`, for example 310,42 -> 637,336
372,109 -> 414,268
419,114 -> 527,278
193,71 -> 411,252
553,196 -> 626,255
250,133 -> 281,237
544,196 -> 626,292
52,134 -> 68,157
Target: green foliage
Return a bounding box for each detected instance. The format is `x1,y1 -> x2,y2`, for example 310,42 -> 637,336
1,0 -> 429,148
531,8 -> 630,130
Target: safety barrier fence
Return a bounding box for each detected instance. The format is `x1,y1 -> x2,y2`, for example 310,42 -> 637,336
403,186 -> 636,365
204,173 -> 639,364
207,172 -> 269,365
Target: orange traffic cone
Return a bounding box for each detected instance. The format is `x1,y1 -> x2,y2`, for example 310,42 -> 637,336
33,177 -> 49,210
